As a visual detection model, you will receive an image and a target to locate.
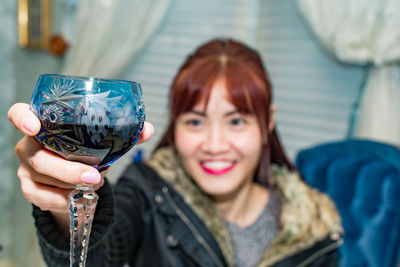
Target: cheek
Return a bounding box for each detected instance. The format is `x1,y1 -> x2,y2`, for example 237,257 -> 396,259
232,128 -> 263,157
174,127 -> 197,157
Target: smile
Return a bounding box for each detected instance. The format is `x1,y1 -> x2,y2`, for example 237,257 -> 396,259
200,160 -> 236,175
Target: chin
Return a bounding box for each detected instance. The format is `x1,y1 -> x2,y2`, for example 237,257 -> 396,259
197,180 -> 238,199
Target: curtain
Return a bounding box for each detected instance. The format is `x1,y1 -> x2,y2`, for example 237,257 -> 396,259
61,0 -> 171,78
297,0 -> 400,145
354,65 -> 400,144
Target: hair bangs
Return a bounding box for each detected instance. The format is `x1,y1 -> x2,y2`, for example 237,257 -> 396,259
171,58 -> 221,118
224,60 -> 271,137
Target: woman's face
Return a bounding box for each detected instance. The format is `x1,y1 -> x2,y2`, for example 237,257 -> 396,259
174,80 -> 263,199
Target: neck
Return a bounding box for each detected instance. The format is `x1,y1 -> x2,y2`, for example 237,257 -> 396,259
213,182 -> 269,228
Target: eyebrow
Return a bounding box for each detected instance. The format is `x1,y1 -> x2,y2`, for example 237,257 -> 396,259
188,110 -> 240,117
189,110 -> 207,116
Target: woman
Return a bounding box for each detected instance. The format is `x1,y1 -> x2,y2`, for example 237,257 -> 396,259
8,39 -> 342,266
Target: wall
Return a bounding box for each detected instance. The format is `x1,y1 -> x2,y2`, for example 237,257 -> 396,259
0,1 -> 63,266
0,1 -> 18,264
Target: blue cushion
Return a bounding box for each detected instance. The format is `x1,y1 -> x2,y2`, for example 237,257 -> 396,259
295,139 -> 400,267
350,162 -> 394,227
359,175 -> 400,267
340,238 -> 368,267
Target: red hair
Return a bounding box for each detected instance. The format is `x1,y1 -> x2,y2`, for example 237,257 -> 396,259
156,39 -> 293,186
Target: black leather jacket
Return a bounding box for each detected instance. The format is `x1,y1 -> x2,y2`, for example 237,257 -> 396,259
33,162 -> 341,266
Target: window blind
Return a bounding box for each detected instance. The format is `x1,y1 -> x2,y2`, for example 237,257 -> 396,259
109,0 -> 364,180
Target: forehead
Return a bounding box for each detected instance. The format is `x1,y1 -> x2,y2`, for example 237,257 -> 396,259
192,80 -> 236,112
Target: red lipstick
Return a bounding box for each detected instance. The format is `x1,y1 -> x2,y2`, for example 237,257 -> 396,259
200,162 -> 235,175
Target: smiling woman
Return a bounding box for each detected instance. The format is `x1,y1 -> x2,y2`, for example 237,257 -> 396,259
150,39 -> 343,266
10,38 -> 343,267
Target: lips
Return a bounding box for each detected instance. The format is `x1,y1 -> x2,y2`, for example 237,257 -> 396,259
200,160 -> 236,175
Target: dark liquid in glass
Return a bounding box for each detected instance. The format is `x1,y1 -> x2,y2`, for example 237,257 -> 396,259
36,120 -> 142,171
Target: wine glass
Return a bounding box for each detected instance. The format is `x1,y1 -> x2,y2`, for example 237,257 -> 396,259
30,74 -> 145,266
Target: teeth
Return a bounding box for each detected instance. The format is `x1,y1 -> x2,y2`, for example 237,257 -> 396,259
202,161 -> 232,170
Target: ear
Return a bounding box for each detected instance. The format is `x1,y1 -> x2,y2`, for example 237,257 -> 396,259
268,104 -> 276,133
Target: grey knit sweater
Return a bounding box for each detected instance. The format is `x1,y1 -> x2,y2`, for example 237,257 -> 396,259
226,192 -> 279,267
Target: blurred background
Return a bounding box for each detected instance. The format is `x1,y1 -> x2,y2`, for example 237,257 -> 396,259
1,0 -> 399,266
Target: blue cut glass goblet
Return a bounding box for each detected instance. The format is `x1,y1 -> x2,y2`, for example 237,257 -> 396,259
30,74 -> 145,266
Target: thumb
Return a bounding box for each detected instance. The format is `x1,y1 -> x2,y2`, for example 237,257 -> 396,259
8,103 -> 41,136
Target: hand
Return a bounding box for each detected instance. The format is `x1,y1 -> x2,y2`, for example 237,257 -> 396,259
8,103 -> 154,213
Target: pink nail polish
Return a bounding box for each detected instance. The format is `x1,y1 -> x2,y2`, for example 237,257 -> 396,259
22,118 -> 37,133
81,171 -> 101,184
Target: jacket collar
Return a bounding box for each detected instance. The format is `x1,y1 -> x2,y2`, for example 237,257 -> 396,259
147,147 -> 342,267
256,165 -> 343,266
146,147 -> 235,266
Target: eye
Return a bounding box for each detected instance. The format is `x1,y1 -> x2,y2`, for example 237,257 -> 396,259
186,119 -> 202,127
230,117 -> 245,126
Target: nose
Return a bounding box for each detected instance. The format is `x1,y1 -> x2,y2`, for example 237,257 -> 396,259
201,124 -> 229,154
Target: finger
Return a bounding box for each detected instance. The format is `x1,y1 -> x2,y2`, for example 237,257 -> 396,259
8,103 -> 40,136
20,174 -> 71,213
15,136 -> 43,163
32,170 -> 76,189
19,158 -> 103,193
25,144 -> 102,185
18,162 -> 75,190
137,121 -> 154,144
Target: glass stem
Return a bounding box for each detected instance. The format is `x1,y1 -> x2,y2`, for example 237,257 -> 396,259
69,184 -> 98,267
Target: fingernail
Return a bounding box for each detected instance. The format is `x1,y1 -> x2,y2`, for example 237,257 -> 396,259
81,171 -> 101,184
22,118 -> 37,133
